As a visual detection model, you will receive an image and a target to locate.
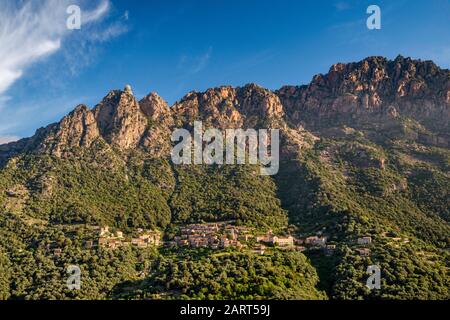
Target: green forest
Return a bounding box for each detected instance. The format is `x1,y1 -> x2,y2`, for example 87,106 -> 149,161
0,122 -> 448,300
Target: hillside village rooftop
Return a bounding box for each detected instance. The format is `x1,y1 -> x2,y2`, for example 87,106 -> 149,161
95,222 -> 336,254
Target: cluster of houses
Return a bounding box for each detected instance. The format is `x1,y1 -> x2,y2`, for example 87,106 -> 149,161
170,222 -> 249,250
357,236 -> 372,245
253,232 -> 341,255
356,248 -> 371,256
98,226 -> 161,249
167,222 -> 336,255
256,232 -> 294,247
89,222 -> 373,258
355,236 -> 372,257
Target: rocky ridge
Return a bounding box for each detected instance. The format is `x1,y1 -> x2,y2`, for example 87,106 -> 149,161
1,56 -> 448,162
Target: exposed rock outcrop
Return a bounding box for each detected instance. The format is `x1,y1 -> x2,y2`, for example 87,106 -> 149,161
38,105 -> 101,157
276,55 -> 450,132
139,93 -> 174,157
1,56 -> 448,160
140,92 -> 171,122
93,88 -> 147,150
171,84 -> 284,129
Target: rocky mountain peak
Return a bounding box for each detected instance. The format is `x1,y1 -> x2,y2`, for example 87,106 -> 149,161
1,56 -> 448,161
170,84 -> 284,129
37,104 -> 101,157
237,83 -> 284,119
309,55 -> 446,98
277,56 -> 449,131
139,92 -> 170,120
171,87 -> 241,128
124,84 -> 134,96
93,88 -> 147,150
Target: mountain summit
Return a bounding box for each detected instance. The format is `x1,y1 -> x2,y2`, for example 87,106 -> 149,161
1,56 -> 448,161
277,55 -> 449,131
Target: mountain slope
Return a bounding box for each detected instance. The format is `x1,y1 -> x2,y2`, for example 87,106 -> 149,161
0,55 -> 448,300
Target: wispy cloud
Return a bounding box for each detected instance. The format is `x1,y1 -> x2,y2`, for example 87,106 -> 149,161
0,0 -> 128,138
192,47 -> 213,73
0,136 -> 20,145
178,47 -> 213,75
123,10 -> 130,21
169,47 -> 213,101
334,1 -> 351,11
82,0 -> 110,23
0,0 -> 122,97
0,93 -> 92,139
86,23 -> 129,43
228,49 -> 277,73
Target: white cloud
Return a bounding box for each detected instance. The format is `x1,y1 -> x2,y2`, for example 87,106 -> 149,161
192,47 -> 213,73
87,23 -> 129,43
0,136 -> 20,145
0,0 -> 113,97
82,0 -> 110,24
178,47 -> 213,75
0,93 -> 92,140
334,1 -> 351,11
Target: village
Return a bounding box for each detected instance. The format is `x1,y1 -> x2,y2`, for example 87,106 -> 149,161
96,226 -> 161,249
91,221 -> 375,257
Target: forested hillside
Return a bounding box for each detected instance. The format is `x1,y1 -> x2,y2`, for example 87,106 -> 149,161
0,56 -> 448,300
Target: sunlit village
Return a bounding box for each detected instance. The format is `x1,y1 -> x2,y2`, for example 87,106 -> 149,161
75,221 -> 376,257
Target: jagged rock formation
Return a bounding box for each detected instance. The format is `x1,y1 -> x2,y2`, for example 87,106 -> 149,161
93,89 -> 148,150
139,92 -> 173,156
170,84 -> 284,130
0,56 -> 448,157
39,105 -> 101,157
276,56 -> 449,134
140,92 -> 171,121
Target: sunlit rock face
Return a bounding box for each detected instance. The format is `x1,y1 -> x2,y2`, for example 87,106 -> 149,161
276,55 -> 450,133
93,88 -> 147,150
2,56 -> 448,160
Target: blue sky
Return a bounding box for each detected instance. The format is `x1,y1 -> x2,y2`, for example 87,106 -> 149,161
0,0 -> 449,142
